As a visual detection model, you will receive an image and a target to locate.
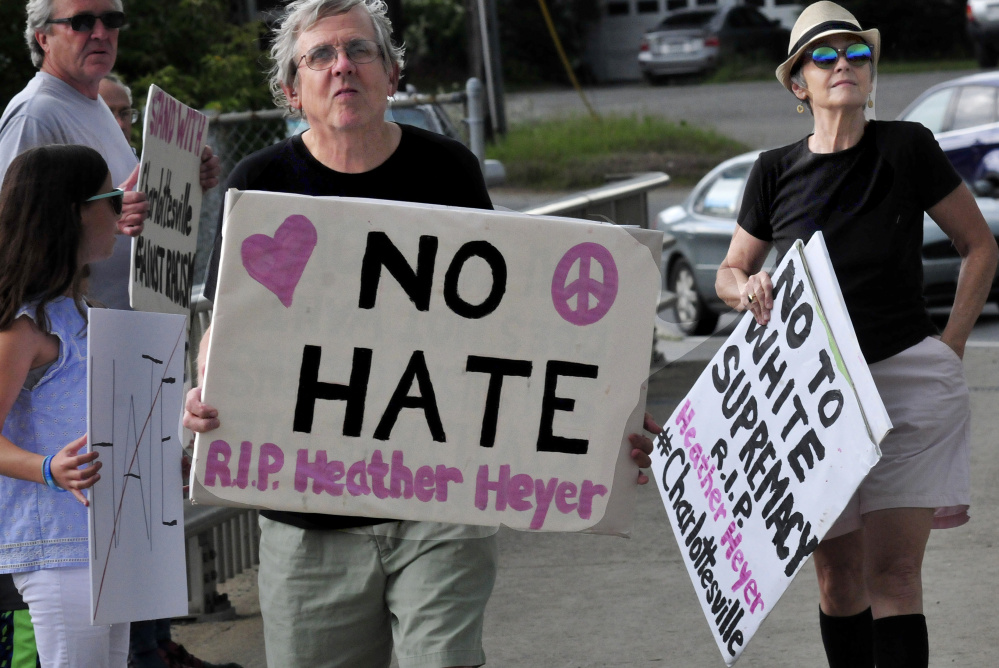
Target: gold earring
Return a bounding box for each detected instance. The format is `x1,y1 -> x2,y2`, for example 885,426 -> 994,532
796,104 -> 804,114
867,98 -> 874,108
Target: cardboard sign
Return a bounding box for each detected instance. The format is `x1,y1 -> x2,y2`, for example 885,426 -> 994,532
87,309 -> 188,624
650,234 -> 889,665
191,191 -> 662,534
130,85 -> 207,313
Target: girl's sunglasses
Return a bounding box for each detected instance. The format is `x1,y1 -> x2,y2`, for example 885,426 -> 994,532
85,188 -> 125,215
806,43 -> 872,69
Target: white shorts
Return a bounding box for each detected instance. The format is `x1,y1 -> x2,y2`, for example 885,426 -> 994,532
12,567 -> 129,668
825,336 -> 971,540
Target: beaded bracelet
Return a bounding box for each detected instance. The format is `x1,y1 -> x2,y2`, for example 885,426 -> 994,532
41,455 -> 65,492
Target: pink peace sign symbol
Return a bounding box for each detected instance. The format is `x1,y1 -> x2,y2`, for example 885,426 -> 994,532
551,242 -> 619,326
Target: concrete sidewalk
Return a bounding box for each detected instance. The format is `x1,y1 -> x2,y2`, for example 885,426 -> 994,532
172,339 -> 999,668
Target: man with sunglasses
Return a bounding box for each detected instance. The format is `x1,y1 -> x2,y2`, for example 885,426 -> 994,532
0,0 -> 220,313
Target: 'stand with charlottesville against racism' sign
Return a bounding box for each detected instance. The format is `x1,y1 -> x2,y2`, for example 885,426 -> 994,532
191,191 -> 663,534
130,85 -> 207,313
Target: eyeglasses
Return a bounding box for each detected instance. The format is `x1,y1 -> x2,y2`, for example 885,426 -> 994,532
85,188 -> 125,215
298,40 -> 382,71
45,11 -> 126,33
109,107 -> 139,124
806,43 -> 873,69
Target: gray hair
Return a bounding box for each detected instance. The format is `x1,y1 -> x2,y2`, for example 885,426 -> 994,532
788,52 -> 875,116
25,0 -> 124,68
102,73 -> 132,104
268,0 -> 405,117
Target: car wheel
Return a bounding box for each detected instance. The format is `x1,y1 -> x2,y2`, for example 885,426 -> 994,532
668,258 -> 719,336
975,41 -> 999,68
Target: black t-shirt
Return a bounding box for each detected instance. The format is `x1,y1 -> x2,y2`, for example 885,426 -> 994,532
202,124 -> 492,531
738,120 -> 961,363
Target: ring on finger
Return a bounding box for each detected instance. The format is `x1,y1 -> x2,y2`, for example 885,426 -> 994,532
747,293 -> 756,304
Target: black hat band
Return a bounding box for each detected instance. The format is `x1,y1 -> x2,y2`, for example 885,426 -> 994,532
788,20 -> 863,56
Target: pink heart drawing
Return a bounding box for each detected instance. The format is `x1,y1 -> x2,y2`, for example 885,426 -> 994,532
241,214 -> 318,307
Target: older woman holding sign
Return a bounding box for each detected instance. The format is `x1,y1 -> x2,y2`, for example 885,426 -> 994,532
714,3 -> 998,667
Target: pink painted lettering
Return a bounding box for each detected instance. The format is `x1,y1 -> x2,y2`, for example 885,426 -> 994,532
475,465 -> 607,528
204,439 -> 232,487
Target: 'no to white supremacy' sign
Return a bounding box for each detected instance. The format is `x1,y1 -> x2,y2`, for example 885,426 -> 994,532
191,190 -> 663,534
650,234 -> 890,665
130,85 -> 207,313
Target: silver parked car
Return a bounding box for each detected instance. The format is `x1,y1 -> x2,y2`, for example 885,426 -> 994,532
638,6 -> 788,83
656,151 -> 999,335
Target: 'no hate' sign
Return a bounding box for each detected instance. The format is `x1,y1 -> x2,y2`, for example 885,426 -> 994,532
191,191 -> 663,534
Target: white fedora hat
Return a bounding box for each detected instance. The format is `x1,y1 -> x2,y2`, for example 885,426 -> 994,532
775,1 -> 880,92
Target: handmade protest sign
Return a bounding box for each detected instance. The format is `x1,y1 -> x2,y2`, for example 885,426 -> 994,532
130,85 -> 207,314
650,233 -> 889,665
191,191 -> 662,534
88,309 -> 188,624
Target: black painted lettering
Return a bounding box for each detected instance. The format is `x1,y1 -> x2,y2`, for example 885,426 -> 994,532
466,355 -> 533,447
373,350 -> 446,442
358,232 -> 437,311
443,241 -> 507,319
293,346 -> 371,436
537,360 -> 599,455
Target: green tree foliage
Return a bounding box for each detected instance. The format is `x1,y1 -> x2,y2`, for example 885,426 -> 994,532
495,0 -> 600,86
117,0 -> 273,113
401,0 -> 470,88
0,3 -> 35,108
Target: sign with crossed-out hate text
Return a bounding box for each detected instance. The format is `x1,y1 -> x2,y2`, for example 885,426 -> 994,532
191,190 -> 663,534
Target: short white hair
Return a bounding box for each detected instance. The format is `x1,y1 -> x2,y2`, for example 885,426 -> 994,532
268,0 -> 405,117
25,0 -> 125,68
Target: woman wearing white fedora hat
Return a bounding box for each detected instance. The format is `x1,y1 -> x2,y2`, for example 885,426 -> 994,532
716,2 -> 998,667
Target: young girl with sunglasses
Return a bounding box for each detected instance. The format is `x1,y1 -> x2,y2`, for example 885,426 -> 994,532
0,144 -> 127,667
711,3 -> 998,667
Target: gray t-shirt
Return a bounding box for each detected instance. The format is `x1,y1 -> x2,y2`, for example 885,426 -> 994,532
0,71 -> 139,309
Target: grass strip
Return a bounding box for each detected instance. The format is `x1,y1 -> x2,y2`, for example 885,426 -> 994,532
487,114 -> 748,190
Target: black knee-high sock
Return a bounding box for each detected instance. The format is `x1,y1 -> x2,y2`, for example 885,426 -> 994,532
873,614 -> 928,668
819,606 -> 874,668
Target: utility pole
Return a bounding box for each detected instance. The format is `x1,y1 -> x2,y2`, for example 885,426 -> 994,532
468,0 -> 506,138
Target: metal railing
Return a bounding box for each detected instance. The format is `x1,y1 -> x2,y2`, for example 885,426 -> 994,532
183,504 -> 260,618
524,171 -> 670,229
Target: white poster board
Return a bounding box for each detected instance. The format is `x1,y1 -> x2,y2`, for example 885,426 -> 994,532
130,84 -> 206,314
87,309 -> 188,624
191,191 -> 662,534
650,234 -> 889,665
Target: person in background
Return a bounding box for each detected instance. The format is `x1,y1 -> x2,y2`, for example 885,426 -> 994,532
714,3 -> 998,667
98,73 -> 138,154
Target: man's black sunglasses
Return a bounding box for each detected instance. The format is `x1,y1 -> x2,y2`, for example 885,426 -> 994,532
45,11 -> 126,32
